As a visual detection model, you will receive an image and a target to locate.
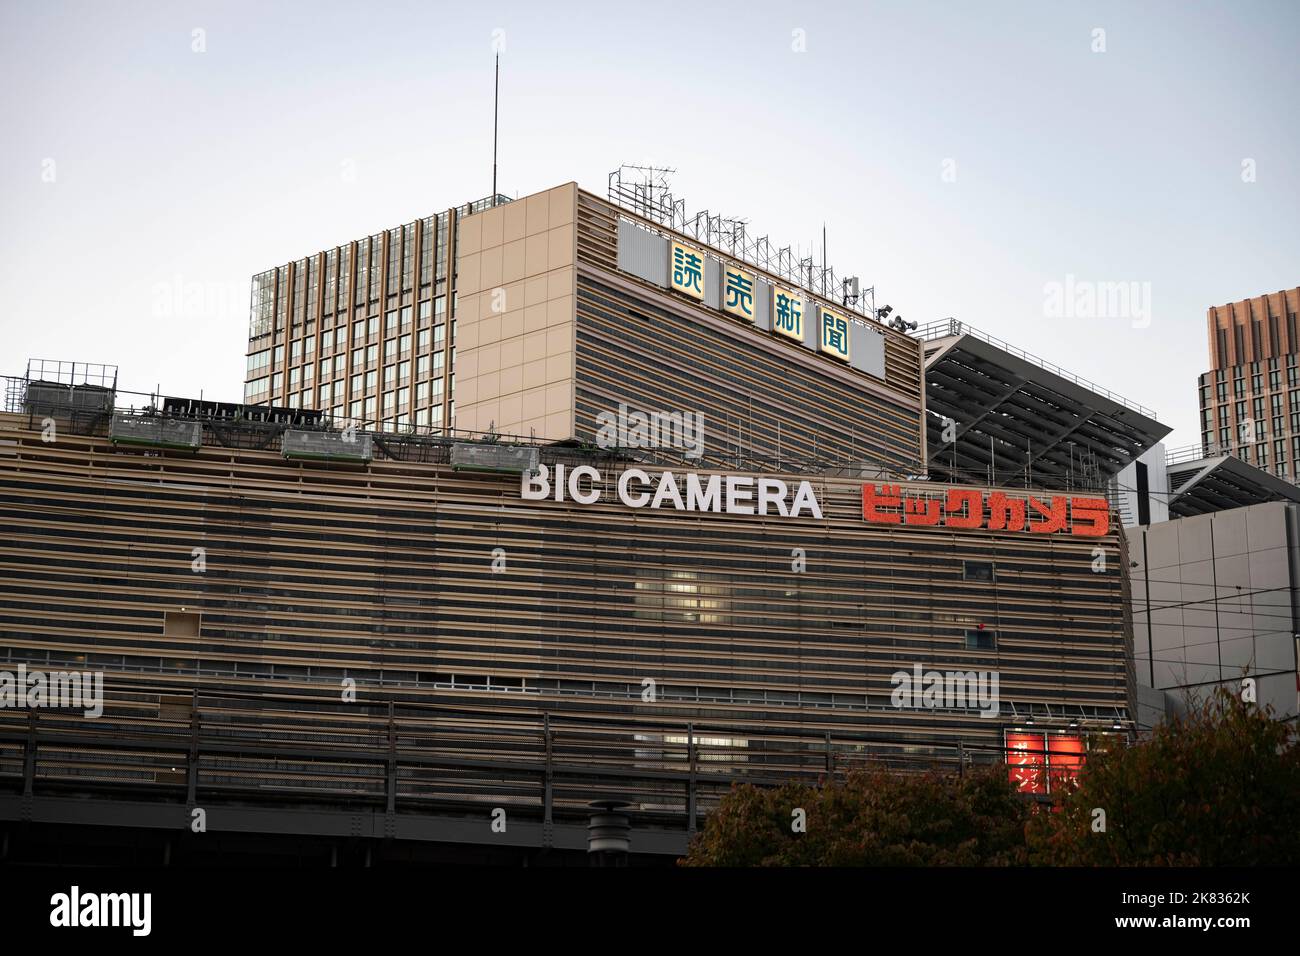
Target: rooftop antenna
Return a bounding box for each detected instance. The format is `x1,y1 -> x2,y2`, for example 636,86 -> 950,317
822,223 -> 827,296
491,53 -> 500,205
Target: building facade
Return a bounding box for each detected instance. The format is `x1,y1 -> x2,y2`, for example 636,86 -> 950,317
1198,287 -> 1300,480
1127,500 -> 1300,722
0,384 -> 1134,858
0,402 -> 1132,749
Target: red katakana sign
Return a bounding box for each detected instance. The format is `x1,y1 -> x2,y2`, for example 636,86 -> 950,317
861,484 -> 1109,536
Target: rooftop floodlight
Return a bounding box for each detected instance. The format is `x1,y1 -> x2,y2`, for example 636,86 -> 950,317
876,304 -> 893,320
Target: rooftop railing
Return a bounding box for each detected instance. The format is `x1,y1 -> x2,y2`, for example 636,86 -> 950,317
917,318 -> 1158,420
1164,442 -> 1230,466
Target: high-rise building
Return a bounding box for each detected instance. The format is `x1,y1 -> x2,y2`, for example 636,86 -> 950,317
1197,287 -> 1300,480
244,179 -> 928,476
244,193 -> 506,435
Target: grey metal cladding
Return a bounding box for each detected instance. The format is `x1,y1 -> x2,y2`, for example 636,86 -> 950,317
704,256 -> 721,309
850,322 -> 887,379
754,279 -> 772,330
617,220 -> 668,288
800,302 -> 818,351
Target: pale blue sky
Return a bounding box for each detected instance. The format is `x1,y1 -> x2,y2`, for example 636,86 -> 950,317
1,0 -> 1297,447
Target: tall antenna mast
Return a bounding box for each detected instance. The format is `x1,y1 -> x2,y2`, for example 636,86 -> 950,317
492,53 -> 500,205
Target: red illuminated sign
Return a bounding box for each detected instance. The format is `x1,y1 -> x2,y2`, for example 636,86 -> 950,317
1046,735 -> 1086,792
862,484 -> 1109,536
1006,732 -> 1047,795
1005,731 -> 1087,794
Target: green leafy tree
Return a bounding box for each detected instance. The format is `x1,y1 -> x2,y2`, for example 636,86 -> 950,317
1027,689 -> 1300,865
680,766 -> 1031,867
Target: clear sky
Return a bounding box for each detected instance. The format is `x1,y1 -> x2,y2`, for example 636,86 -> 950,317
2,0 -> 1297,448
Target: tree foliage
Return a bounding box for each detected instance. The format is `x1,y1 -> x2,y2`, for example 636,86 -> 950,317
680,765 -> 1031,867
1027,689 -> 1300,866
681,691 -> 1300,866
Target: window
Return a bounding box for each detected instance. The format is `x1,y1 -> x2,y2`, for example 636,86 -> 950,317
965,628 -> 996,651
164,611 -> 201,638
963,561 -> 994,582
246,350 -> 271,375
